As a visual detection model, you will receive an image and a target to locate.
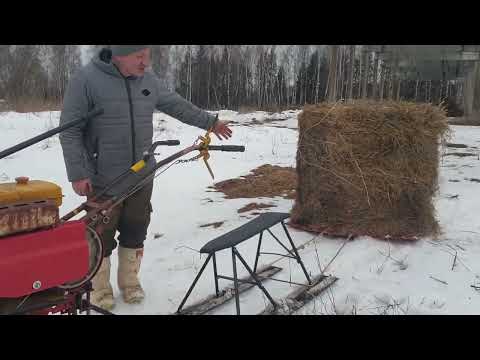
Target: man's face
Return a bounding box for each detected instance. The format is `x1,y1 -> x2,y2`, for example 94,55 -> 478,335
116,48 -> 151,77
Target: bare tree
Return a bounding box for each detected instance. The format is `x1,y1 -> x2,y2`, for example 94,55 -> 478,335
346,45 -> 355,101
372,52 -> 379,99
151,45 -> 171,87
3,45 -> 49,105
326,45 -> 339,102
315,45 -> 323,103
379,59 -> 387,100
361,48 -> 369,99
46,45 -> 81,102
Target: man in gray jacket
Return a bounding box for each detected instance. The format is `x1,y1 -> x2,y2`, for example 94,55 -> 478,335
59,45 -> 232,310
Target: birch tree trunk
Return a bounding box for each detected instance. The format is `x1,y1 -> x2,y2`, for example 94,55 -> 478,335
372,52 -> 379,100
347,45 -> 355,101
379,60 -> 386,100
361,49 -> 368,99
327,45 -> 339,102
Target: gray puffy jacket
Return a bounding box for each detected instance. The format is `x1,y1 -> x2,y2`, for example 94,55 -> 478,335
59,48 -> 217,195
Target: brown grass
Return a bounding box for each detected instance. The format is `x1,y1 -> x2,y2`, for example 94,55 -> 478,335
199,221 -> 225,229
290,100 -> 450,241
237,202 -> 276,213
238,105 -> 261,114
211,164 -> 297,199
237,105 -> 301,114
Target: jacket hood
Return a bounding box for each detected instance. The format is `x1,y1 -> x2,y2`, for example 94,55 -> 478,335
91,48 -> 140,80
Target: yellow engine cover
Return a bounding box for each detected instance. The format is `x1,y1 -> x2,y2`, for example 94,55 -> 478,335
0,177 -> 62,207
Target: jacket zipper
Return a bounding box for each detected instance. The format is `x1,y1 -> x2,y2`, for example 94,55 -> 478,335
123,78 -> 136,164
93,138 -> 99,175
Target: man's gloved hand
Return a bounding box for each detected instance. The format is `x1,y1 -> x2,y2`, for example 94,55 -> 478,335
212,120 -> 233,140
72,178 -> 93,196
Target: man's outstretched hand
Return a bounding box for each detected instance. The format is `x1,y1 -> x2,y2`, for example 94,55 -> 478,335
212,120 -> 233,140
72,178 -> 93,196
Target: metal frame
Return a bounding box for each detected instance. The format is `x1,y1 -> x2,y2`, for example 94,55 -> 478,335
176,218 -> 312,315
5,281 -> 115,315
254,220 -> 311,285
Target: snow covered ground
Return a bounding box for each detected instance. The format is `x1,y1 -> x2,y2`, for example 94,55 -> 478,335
1,109 -> 480,315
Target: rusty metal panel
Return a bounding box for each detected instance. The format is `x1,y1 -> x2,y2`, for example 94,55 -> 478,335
0,200 -> 59,237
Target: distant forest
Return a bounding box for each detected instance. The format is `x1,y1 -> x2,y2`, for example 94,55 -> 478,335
0,45 -> 463,115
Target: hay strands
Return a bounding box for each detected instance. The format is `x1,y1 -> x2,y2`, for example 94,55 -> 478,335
293,101 -> 448,242
430,276 -> 448,285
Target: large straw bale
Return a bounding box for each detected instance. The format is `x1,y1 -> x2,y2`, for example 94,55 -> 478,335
290,100 -> 450,240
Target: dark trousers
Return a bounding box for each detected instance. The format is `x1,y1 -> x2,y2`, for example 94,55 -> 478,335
93,182 -> 153,257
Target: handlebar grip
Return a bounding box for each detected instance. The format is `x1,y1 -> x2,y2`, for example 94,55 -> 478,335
153,140 -> 180,146
162,140 -> 180,146
208,145 -> 245,152
144,140 -> 181,160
